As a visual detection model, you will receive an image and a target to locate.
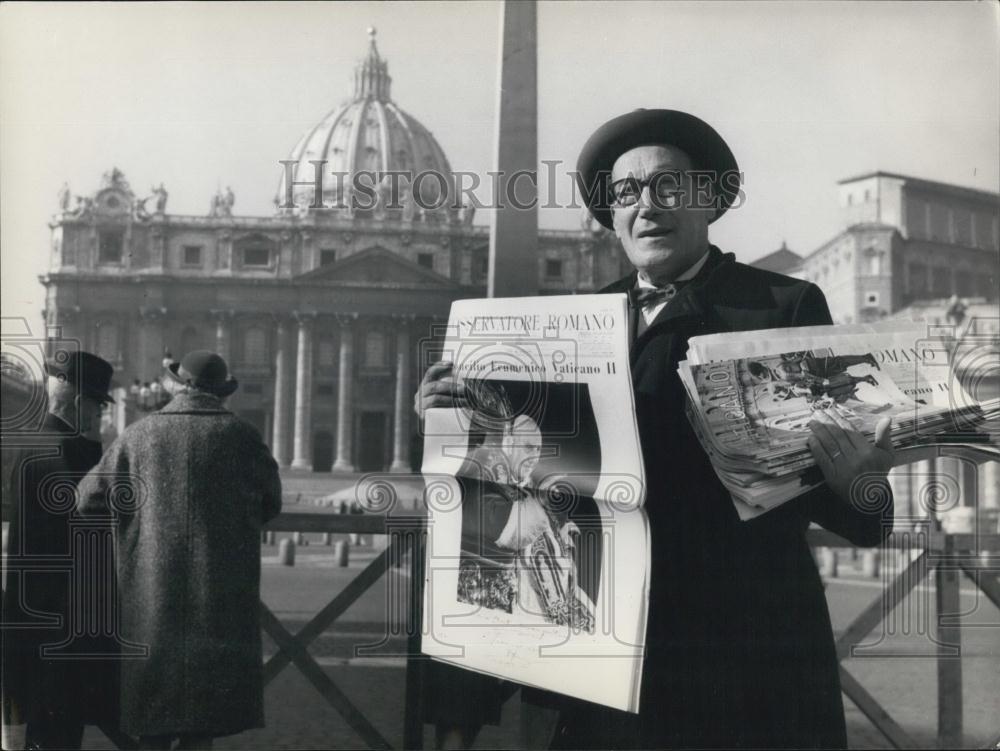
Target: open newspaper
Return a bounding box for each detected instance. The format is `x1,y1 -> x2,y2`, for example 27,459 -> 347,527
679,321 -> 1000,519
420,294 -> 649,713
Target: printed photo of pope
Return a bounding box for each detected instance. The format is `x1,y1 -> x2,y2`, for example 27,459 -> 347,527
455,379 -> 602,632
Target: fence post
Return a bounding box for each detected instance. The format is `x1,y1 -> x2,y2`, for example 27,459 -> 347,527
403,521 -> 427,750
861,549 -> 880,578
935,534 -> 963,748
334,540 -> 349,567
278,537 -> 296,567
819,547 -> 838,578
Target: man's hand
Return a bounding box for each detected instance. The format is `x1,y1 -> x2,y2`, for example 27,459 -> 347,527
413,361 -> 467,420
808,410 -> 894,506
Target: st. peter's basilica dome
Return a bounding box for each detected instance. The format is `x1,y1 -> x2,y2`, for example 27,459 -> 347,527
278,29 -> 460,221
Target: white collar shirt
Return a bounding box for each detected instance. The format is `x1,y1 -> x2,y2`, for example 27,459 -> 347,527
635,250 -> 711,325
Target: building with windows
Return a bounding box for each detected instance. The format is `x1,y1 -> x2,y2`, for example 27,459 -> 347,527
40,32 -> 625,473
766,172 -> 999,324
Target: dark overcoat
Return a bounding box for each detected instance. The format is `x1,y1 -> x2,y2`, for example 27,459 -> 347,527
76,391 -> 282,738
426,246 -> 894,749
2,412 -> 118,726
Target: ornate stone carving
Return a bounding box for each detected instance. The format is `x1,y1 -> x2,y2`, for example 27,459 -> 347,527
58,183 -> 71,212
102,167 -> 130,192
152,184 -> 168,214
209,186 -> 235,217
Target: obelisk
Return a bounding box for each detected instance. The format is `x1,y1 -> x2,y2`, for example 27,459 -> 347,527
488,0 -> 538,298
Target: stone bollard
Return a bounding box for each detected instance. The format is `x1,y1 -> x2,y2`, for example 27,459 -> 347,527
334,540 -> 349,567
322,532 -> 332,546
278,537 -> 296,567
819,547 -> 838,578
861,549 -> 880,578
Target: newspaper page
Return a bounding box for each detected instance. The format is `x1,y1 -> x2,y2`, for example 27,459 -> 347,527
421,294 -> 649,713
679,322 -> 1000,517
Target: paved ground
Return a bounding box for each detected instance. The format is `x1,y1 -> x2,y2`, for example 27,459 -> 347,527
75,536 -> 999,751
75,472 -> 1000,748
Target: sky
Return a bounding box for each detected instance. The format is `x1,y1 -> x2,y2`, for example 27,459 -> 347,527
2,1 -> 998,336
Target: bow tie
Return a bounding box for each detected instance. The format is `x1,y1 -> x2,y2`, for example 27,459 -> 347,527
628,282 -> 686,309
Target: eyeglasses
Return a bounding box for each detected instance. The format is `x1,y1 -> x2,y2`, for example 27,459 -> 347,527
609,171 -> 687,208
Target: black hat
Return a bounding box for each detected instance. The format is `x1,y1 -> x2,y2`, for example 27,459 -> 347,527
165,350 -> 238,398
576,109 -> 740,229
45,350 -> 116,403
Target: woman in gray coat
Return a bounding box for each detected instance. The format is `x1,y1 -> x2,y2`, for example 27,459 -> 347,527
77,351 -> 282,749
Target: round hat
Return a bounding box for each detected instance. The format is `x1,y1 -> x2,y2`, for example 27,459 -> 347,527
44,350 -> 116,403
576,109 -> 740,229
165,350 -> 238,398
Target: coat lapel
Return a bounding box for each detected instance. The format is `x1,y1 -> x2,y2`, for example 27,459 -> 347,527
629,247 -> 733,365
596,246 -> 739,372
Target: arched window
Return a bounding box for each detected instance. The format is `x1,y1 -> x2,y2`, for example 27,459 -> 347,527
364,330 -> 386,368
244,327 -> 267,365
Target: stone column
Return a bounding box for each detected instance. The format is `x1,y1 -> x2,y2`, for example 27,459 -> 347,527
908,458 -> 934,528
271,317 -> 293,467
888,466 -> 913,530
290,313 -> 314,470
332,316 -> 357,474
981,460 -> 999,512
211,310 -> 233,362
138,307 -> 167,382
149,228 -> 166,272
390,319 -> 412,473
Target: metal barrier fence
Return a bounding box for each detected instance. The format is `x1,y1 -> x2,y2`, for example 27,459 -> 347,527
255,517 -> 998,751
81,454 -> 998,749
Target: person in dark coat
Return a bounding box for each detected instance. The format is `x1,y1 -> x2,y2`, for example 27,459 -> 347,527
76,350 -> 282,749
2,351 -> 119,750
416,110 -> 895,749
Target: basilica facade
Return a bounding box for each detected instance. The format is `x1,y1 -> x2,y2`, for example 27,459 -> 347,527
40,33 -> 998,475
40,33 -> 626,473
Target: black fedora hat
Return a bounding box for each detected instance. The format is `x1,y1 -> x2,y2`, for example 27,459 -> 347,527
576,109 -> 740,229
165,350 -> 238,398
45,350 -> 116,403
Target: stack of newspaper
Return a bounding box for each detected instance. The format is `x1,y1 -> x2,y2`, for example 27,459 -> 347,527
678,321 -> 999,520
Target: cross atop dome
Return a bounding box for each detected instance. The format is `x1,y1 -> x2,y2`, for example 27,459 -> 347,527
354,26 -> 390,101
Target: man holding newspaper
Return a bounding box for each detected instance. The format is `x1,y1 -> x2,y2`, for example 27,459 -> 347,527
417,109 -> 895,749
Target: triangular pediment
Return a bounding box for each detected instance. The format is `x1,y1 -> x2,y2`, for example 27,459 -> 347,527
296,246 -> 457,287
